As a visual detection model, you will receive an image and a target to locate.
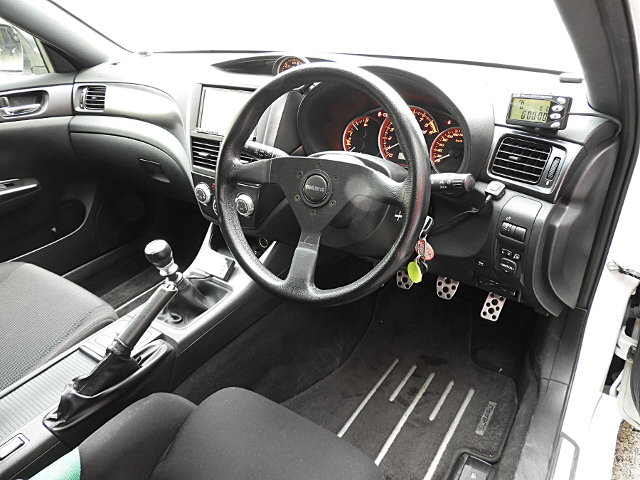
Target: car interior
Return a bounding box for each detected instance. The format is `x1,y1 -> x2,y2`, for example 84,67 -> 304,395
0,0 -> 638,480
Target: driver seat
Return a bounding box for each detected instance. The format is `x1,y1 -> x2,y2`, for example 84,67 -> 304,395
31,388 -> 384,480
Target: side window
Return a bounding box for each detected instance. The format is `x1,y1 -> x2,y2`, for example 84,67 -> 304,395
0,18 -> 48,75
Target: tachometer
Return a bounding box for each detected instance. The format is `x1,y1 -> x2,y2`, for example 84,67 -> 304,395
379,107 -> 439,166
343,115 -> 382,156
430,127 -> 464,173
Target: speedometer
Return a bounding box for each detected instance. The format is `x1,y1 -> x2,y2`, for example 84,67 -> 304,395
378,107 -> 439,166
430,127 -> 464,173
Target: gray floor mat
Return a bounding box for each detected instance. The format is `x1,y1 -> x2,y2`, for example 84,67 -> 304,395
284,283 -> 516,480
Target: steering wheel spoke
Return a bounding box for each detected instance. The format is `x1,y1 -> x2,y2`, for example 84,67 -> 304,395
284,230 -> 322,292
228,157 -> 273,185
347,167 -> 406,207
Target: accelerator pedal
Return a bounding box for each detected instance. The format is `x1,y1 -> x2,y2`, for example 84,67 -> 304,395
481,292 -> 506,322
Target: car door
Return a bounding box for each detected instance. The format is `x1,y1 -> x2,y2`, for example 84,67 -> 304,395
617,314 -> 640,428
0,19 -> 149,275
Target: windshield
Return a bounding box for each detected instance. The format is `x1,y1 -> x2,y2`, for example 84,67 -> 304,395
52,0 -> 582,73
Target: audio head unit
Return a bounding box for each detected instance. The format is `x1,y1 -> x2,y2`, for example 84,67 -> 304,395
506,94 -> 572,130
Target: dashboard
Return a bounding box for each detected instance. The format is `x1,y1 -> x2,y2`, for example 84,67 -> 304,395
50,51 -> 620,317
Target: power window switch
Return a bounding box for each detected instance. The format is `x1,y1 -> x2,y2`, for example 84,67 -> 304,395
0,435 -> 26,460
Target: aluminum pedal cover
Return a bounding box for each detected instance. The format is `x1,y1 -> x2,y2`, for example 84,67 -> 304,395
436,276 -> 459,300
396,270 -> 414,290
481,292 -> 506,321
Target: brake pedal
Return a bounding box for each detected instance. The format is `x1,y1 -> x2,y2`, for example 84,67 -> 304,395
436,276 -> 459,300
481,292 -> 506,321
396,270 -> 414,290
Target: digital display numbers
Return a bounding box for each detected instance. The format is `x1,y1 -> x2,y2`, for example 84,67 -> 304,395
509,98 -> 551,124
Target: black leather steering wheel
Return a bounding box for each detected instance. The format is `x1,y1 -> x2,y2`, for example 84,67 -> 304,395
216,64 -> 430,306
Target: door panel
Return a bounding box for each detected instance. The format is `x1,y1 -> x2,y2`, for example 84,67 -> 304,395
0,81 -> 148,274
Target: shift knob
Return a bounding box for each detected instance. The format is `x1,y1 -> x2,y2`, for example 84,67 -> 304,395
145,240 -> 178,277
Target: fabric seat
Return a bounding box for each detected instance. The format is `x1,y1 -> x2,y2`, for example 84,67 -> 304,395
0,262 -> 117,391
33,388 -> 385,480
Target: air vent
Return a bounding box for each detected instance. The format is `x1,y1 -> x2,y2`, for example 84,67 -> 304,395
491,136 -> 553,184
191,136 -> 257,171
81,86 -> 106,110
192,137 -> 221,170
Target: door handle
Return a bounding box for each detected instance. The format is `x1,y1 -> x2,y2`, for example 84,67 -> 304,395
0,103 -> 41,117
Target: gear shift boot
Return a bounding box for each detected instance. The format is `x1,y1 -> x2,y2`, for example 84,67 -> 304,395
156,276 -> 228,325
145,240 -> 231,326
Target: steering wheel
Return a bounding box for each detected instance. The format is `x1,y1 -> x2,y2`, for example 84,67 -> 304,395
216,64 -> 430,306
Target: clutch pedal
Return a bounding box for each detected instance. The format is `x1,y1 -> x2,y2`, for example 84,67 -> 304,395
436,276 -> 459,300
481,292 -> 506,322
396,270 -> 414,290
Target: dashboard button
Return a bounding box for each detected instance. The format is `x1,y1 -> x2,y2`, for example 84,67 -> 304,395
499,258 -> 518,275
475,258 -> 487,268
500,248 -> 513,258
557,97 -> 567,104
552,105 -> 564,112
549,113 -> 561,120
500,222 -> 512,235
550,121 -> 561,129
512,252 -> 521,261
513,226 -> 526,242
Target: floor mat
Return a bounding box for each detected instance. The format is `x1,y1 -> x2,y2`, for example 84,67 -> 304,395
284,283 -> 516,480
173,294 -> 376,405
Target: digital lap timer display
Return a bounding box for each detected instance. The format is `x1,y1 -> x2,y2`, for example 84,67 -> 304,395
506,94 -> 572,130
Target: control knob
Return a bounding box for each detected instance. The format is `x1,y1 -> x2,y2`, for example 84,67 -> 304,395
194,183 -> 212,205
235,193 -> 255,217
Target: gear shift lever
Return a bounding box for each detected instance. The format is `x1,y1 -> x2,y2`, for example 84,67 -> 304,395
145,239 -> 180,281
145,239 -> 213,325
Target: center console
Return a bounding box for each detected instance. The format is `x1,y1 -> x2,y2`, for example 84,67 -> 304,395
0,225 -> 293,480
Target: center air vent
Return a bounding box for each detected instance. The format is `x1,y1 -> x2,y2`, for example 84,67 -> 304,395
491,136 -> 553,184
192,137 -> 221,170
191,136 -> 257,171
80,86 -> 106,110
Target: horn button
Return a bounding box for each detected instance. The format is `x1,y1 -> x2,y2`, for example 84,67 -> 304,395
300,171 -> 332,207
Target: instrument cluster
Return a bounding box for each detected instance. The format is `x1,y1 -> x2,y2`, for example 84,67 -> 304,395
342,106 -> 464,173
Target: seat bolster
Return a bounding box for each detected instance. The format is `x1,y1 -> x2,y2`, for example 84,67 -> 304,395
78,393 -> 197,480
150,388 -> 385,480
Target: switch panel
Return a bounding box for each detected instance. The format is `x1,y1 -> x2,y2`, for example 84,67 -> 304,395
495,196 -> 542,282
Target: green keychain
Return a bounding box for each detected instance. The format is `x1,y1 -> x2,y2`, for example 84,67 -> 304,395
407,258 -> 425,283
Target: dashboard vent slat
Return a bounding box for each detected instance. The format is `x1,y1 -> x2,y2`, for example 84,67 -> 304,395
81,86 -> 106,110
192,137 -> 221,170
491,136 -> 553,184
191,136 -> 258,171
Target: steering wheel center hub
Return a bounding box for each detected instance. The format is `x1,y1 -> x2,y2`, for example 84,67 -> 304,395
300,170 -> 332,207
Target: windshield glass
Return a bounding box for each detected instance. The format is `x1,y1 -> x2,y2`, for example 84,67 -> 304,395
52,0 -> 582,73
